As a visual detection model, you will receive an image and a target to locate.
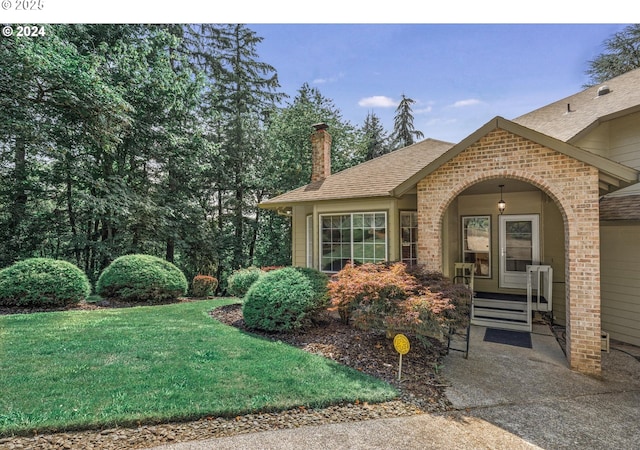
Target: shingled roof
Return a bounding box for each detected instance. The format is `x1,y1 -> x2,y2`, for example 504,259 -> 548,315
260,138 -> 454,209
600,194 -> 640,221
513,68 -> 640,143
600,184 -> 640,221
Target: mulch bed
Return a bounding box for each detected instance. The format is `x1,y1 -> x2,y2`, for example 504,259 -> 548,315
0,298 -> 194,316
210,303 -> 453,412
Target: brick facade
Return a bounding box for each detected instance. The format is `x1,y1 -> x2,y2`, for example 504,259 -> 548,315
417,129 -> 602,375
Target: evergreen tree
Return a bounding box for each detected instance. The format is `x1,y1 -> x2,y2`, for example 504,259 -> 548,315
585,24 -> 640,86
255,83 -> 363,267
74,25 -> 204,277
360,111 -> 390,160
0,24 -> 364,291
0,24 -> 208,282
214,24 -> 284,272
0,25 -> 132,269
391,94 -> 424,149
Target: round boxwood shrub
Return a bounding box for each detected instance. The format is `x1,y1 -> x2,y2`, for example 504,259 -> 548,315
227,266 -> 264,298
96,254 -> 188,303
292,266 -> 329,308
243,267 -> 325,332
0,258 -> 91,308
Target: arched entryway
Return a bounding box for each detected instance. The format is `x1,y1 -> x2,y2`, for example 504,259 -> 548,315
416,128 -> 602,375
440,177 -> 566,328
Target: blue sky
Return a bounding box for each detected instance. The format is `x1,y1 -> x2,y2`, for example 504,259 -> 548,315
249,24 -> 630,143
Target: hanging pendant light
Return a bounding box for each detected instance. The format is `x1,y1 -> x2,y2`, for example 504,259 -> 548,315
498,184 -> 506,214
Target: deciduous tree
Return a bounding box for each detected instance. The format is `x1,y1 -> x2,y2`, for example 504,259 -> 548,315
254,84 -> 363,267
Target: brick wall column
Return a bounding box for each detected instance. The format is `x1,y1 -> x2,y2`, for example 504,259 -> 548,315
416,129 -> 602,375
564,191 -> 602,375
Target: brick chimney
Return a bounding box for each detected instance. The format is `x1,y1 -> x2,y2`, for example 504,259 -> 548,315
310,123 -> 331,182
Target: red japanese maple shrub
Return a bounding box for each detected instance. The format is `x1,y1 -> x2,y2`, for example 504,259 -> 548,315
328,262 -> 418,324
328,262 -> 461,342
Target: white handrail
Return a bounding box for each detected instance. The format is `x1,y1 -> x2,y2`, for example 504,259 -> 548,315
526,265 -> 553,312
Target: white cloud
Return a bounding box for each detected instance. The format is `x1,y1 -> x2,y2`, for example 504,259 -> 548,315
414,106 -> 433,114
358,96 -> 396,108
313,72 -> 344,85
452,98 -> 481,108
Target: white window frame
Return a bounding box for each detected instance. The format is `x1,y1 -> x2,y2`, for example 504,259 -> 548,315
499,214 -> 540,289
318,211 -> 388,272
400,211 -> 418,266
306,214 -> 313,268
462,215 -> 491,278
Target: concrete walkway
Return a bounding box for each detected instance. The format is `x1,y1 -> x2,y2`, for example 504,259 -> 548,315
443,324 -> 640,449
151,324 -> 640,449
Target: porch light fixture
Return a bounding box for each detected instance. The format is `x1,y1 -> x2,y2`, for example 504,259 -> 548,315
498,184 -> 506,215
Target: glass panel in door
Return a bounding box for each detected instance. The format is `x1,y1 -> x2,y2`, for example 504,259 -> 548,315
499,214 -> 539,289
505,220 -> 533,272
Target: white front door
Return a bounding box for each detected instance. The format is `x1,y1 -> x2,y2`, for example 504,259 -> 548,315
499,214 -> 540,289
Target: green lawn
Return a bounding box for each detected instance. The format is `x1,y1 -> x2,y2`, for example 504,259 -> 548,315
0,299 -> 397,436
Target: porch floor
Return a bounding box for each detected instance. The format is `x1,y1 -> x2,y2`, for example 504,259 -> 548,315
474,291 -> 548,304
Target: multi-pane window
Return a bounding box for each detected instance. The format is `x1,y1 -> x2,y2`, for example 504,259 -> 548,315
320,212 -> 387,272
400,211 -> 418,266
462,216 -> 491,277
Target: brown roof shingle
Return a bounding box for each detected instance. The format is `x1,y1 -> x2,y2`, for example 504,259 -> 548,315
260,138 -> 454,208
513,68 -> 640,143
600,193 -> 640,221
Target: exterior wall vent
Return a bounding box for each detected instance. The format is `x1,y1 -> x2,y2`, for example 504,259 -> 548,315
597,85 -> 610,96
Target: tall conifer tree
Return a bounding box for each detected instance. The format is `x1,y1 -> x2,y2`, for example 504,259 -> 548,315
391,94 -> 424,149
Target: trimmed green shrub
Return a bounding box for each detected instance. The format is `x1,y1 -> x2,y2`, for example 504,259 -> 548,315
0,258 -> 91,307
227,266 -> 264,298
96,254 -> 188,303
192,275 -> 218,297
292,266 -> 330,308
243,267 -> 323,332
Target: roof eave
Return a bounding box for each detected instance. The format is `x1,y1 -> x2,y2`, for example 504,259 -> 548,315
568,104 -> 640,144
392,116 -> 639,196
259,202 -> 291,211
508,118 -> 638,184
259,192 -> 396,210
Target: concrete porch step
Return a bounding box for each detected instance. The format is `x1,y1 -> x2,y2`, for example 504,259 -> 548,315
473,309 -> 528,321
